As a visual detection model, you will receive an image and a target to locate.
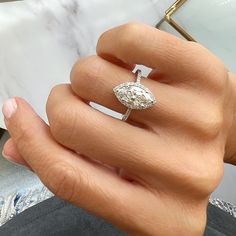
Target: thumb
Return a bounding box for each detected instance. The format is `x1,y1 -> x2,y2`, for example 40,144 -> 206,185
2,97 -> 143,233
2,97 -> 49,171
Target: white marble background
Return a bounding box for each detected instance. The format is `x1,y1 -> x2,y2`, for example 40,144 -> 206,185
0,0 -> 174,128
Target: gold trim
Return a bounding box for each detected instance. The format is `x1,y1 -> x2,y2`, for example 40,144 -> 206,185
158,0 -> 196,42
165,0 -> 187,20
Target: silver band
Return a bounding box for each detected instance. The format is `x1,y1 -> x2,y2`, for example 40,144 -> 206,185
122,108 -> 132,121
113,69 -> 156,121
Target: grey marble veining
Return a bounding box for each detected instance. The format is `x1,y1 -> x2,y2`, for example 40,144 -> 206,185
0,0 -> 175,128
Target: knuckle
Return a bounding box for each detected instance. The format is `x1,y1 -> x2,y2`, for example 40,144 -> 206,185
119,22 -> 142,46
97,21 -> 142,48
198,110 -> 224,139
70,56 -> 104,92
44,162 -> 81,202
189,159 -> 223,196
15,123 -> 34,143
46,84 -> 68,115
14,122 -> 38,153
49,84 -> 66,97
175,154 -> 223,197
187,41 -> 228,92
96,32 -> 107,53
49,103 -> 79,146
122,21 -> 142,32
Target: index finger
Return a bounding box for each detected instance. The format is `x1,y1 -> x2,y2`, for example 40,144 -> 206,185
96,22 -> 225,87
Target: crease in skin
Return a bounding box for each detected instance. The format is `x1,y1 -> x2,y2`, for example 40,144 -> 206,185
3,21 -> 236,235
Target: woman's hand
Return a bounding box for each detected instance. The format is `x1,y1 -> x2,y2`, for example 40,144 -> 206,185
2,22 -> 236,236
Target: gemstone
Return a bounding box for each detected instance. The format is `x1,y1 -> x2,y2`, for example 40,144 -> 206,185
113,82 -> 156,110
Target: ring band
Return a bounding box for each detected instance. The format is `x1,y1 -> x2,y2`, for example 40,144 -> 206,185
113,69 -> 156,121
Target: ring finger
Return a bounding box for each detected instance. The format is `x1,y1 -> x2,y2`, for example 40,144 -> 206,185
70,55 -> 182,126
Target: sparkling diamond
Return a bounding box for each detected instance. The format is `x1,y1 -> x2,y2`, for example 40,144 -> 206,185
113,82 -> 156,110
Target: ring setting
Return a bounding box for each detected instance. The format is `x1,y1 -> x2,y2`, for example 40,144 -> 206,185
113,69 -> 156,121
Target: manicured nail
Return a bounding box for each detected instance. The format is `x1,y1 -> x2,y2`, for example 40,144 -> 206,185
2,150 -> 21,166
1,151 -> 30,170
2,98 -> 17,119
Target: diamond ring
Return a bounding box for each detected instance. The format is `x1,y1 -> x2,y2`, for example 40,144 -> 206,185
113,69 -> 157,121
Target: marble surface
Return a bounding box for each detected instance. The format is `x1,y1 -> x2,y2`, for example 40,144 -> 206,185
0,0 -> 175,128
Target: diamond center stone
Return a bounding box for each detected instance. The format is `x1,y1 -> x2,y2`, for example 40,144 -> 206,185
113,82 -> 156,110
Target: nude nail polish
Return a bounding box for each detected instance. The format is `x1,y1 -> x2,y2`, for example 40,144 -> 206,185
2,98 -> 17,119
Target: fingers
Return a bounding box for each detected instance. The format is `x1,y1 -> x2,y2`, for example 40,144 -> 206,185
2,97 -> 152,232
96,22 -> 226,87
70,55 -> 215,132
96,22 -> 189,78
2,138 -> 31,168
46,84 -> 163,174
46,83 -> 212,189
71,55 -> 159,123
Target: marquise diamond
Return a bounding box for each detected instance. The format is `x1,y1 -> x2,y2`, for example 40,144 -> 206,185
113,82 -> 156,110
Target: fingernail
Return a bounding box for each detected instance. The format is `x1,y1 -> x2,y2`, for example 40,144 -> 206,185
2,98 -> 17,119
2,150 -> 24,167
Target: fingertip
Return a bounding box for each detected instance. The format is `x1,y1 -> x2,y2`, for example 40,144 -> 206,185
2,138 -> 28,167
2,97 -> 34,124
2,97 -> 17,120
1,97 -> 49,170
3,138 -> 17,157
3,96 -> 46,135
2,149 -> 20,165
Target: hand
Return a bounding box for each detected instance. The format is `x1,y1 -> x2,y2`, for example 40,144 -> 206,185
2,22 -> 236,236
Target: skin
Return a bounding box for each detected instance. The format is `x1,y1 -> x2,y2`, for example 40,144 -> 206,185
2,22 -> 236,235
